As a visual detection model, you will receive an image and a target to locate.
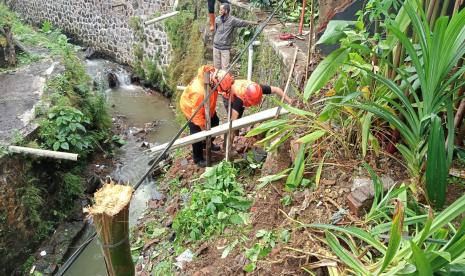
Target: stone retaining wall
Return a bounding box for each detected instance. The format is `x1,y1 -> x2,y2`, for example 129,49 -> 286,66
6,0 -> 175,65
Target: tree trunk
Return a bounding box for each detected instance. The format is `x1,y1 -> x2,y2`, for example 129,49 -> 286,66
88,182 -> 135,276
3,24 -> 16,67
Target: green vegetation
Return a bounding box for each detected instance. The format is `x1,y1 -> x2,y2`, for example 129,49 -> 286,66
306,169 -> 465,274
165,8 -> 204,94
173,161 -> 252,243
0,4 -> 115,274
240,0 -> 465,273
129,16 -> 172,96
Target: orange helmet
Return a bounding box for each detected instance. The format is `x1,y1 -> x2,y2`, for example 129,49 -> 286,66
214,70 -> 234,94
244,83 -> 263,106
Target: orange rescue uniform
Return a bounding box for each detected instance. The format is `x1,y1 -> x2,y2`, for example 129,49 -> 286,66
180,65 -> 219,128
230,79 -> 262,107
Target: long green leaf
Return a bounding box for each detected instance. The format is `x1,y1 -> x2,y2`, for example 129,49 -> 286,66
324,231 -> 371,275
304,48 -> 349,100
285,144 -> 306,191
379,200 -> 404,274
425,115 -> 447,208
306,224 -> 386,253
361,113 -> 373,157
410,242 -> 433,276
297,130 -> 327,144
245,119 -> 288,137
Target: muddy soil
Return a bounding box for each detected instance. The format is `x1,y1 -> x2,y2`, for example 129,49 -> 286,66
130,128 -> 410,276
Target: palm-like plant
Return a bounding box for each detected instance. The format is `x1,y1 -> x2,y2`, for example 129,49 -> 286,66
346,3 -> 465,207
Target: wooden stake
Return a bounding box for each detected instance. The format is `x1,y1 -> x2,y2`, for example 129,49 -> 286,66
88,182 -> 134,276
3,24 -> 16,67
275,47 -> 298,118
204,72 -> 212,166
225,90 -> 233,161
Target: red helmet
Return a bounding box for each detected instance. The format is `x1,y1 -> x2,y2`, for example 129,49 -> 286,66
215,70 -> 234,94
244,83 -> 263,106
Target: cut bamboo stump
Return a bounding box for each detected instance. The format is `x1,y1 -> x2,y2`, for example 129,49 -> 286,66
88,182 -> 134,276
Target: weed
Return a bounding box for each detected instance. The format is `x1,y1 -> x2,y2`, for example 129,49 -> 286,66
280,195 -> 292,206
39,105 -> 93,154
152,260 -> 173,276
17,182 -> 44,224
40,20 -> 52,33
244,229 -> 277,272
11,129 -> 25,146
173,161 -> 252,243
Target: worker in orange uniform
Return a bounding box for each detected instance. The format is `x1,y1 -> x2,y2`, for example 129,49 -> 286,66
224,79 -> 294,120
180,65 -> 234,167
222,80 -> 294,145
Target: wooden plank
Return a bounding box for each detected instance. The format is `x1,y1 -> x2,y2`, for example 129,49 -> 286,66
150,107 -> 289,154
144,11 -> 180,26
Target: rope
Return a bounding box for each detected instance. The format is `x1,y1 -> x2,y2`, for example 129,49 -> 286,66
55,1 -> 287,274
96,236 -> 129,249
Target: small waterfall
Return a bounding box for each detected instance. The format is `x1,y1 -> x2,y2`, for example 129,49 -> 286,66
113,68 -> 131,87
85,59 -> 133,89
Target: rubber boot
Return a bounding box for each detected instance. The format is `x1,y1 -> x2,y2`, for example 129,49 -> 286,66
208,13 -> 215,32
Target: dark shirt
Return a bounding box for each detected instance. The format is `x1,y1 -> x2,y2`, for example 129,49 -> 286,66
213,15 -> 251,50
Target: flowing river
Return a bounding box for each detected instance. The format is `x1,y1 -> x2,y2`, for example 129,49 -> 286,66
64,59 -> 179,275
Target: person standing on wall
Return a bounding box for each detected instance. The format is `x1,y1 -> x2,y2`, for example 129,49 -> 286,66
207,0 -> 230,32
213,3 -> 258,70
180,65 -> 235,167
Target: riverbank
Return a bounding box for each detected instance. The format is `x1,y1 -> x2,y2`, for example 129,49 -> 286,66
0,5 -> 117,274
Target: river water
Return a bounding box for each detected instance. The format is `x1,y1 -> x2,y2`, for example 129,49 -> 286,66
64,59 -> 179,275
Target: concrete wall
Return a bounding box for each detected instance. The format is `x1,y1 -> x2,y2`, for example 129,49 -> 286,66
6,0 -> 176,65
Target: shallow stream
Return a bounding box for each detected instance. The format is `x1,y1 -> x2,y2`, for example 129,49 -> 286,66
64,59 -> 179,275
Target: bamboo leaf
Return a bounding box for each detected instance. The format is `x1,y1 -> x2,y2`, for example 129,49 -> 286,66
271,98 -> 316,117
297,130 -> 327,144
245,119 -> 288,137
304,48 -> 349,100
316,20 -> 356,45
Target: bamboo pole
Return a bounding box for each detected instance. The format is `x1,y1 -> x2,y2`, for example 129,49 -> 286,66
150,107 -> 289,155
204,72 -> 212,166
305,0 -> 315,82
298,0 -> 307,35
8,146 -> 78,161
144,11 -> 180,26
88,182 -> 134,276
275,47 -> 299,118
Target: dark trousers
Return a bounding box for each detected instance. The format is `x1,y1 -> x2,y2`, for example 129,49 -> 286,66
188,113 -> 220,163
207,0 -> 230,13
